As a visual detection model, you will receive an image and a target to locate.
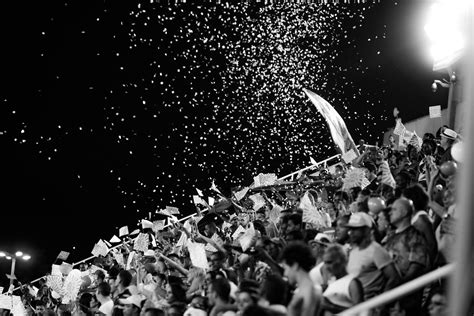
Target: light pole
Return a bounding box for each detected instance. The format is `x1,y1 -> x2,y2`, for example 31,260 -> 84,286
0,250 -> 31,287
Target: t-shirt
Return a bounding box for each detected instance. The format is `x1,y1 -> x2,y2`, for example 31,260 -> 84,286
347,241 -> 392,299
98,299 -> 114,316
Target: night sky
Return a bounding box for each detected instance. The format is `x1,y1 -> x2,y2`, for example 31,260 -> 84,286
0,0 -> 448,287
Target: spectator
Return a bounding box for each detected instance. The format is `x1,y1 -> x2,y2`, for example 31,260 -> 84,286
96,282 -> 114,316
321,244 -> 364,314
119,295 -> 143,316
280,242 -> 321,316
344,212 -> 400,300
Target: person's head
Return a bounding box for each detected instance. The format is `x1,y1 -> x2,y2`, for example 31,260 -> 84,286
260,275 -> 288,306
279,214 -> 290,236
323,244 -> 348,278
241,305 -> 271,316
35,300 -> 46,314
209,251 -> 225,271
344,212 -> 373,246
96,281 -> 111,302
78,293 -> 94,316
364,161 -> 377,179
208,277 -> 231,305
117,269 -> 133,289
349,187 -> 362,202
144,308 -> 165,316
335,214 -> 351,244
395,170 -> 411,190
94,270 -> 105,284
167,253 -> 183,266
440,128 -> 457,149
402,184 -> 429,211
428,287 -> 448,316
422,139 -> 437,156
285,229 -> 304,243
389,198 -> 414,227
280,242 -> 316,285
204,222 -> 217,237
308,233 -> 330,259
256,209 -> 266,222
286,213 -> 302,233
236,280 -> 260,312
167,302 -> 187,316
120,295 -> 143,316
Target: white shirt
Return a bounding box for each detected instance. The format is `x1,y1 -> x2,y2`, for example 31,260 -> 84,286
98,299 -> 114,316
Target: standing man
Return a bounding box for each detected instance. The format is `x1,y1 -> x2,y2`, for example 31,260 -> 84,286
344,212 -> 400,300
386,198 -> 429,315
96,282 -> 114,316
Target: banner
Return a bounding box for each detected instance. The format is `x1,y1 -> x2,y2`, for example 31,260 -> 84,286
303,88 -> 360,156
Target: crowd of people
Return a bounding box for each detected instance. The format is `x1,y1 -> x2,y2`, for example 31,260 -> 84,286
1,125 -> 461,316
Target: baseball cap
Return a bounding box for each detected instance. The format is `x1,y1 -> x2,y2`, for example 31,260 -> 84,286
119,295 -> 144,309
441,128 -> 457,140
343,212 -> 373,228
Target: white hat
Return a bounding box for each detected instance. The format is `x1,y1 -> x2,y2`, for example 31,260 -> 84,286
344,212 -> 373,228
143,250 -> 155,257
119,295 -> 144,309
314,233 -> 331,244
441,128 -> 457,140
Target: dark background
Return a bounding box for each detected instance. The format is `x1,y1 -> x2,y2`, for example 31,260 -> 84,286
0,0 -> 448,288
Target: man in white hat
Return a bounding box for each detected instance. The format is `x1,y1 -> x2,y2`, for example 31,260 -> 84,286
119,295 -> 144,316
439,128 -> 457,164
344,212 -> 400,301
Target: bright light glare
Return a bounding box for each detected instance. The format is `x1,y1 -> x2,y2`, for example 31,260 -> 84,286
22,255 -> 31,261
424,1 -> 466,70
15,251 -> 23,257
0,252 -> 5,257
5,256 -> 11,260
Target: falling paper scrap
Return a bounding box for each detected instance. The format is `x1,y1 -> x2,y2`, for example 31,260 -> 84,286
249,193 -> 266,211
429,105 -> 442,118
166,206 -> 180,215
234,187 -> 250,201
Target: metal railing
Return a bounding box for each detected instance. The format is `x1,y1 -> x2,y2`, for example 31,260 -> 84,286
339,263 -> 454,316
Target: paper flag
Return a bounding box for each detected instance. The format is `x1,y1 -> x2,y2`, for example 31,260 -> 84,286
130,229 -> 140,236
232,225 -> 246,240
150,234 -> 157,248
0,295 -> 11,310
176,232 -> 188,248
91,240 -> 109,257
341,149 -> 358,164
208,197 -> 215,206
110,235 -> 121,243
342,168 -> 371,191
409,132 -> 423,151
104,240 -> 112,248
239,223 -> 256,252
27,285 -> 38,297
126,252 -> 135,270
204,243 -> 218,252
300,192 -> 330,229
166,206 -> 180,215
141,219 -> 154,230
253,173 -> 277,187
62,269 -> 82,304
192,195 -> 207,206
234,187 -> 249,201
393,119 -> 406,136
269,202 -> 283,225
59,262 -> 73,275
429,105 -> 442,118
183,220 -> 192,232
187,242 -> 209,270
113,252 -> 124,267
158,209 -> 172,217
133,233 -> 149,252
249,193 -> 266,211
399,129 -> 414,148
52,264 -> 62,275
196,188 -> 204,196
310,157 -> 318,166
57,251 -> 70,261
119,226 -> 129,237
11,295 -> 26,316
379,161 -> 396,188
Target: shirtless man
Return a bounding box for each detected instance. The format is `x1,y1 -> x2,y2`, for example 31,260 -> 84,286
281,242 -> 321,316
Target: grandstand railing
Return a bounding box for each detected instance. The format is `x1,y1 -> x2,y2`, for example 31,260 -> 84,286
339,263 -> 454,316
